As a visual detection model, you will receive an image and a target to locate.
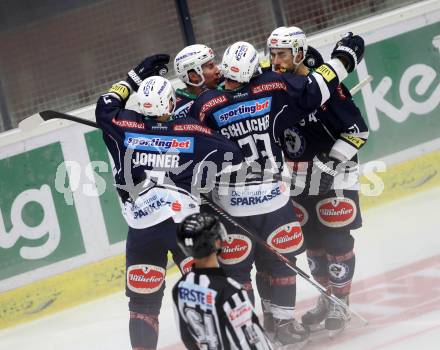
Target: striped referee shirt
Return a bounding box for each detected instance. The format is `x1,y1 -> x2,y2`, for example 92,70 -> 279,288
172,267 -> 273,350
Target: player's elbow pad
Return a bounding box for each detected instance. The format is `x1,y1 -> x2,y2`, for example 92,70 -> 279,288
311,59 -> 348,105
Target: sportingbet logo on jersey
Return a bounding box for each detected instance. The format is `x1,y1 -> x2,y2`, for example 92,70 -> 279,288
178,281 -> 216,310
213,97 -> 272,127
124,133 -> 194,153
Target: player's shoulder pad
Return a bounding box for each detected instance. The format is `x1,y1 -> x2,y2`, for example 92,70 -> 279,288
250,71 -> 288,95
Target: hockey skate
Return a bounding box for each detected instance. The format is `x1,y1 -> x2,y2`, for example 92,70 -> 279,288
301,294 -> 329,331
325,296 -> 351,338
273,318 -> 309,350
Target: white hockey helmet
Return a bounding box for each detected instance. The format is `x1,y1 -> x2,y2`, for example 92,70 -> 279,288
137,76 -> 176,118
267,26 -> 308,65
174,44 -> 216,86
221,41 -> 259,83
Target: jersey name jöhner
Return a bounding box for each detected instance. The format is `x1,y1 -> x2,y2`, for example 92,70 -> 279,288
132,152 -> 180,168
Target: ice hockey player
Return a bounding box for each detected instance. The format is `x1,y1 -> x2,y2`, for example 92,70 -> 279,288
190,34 -> 364,347
173,212 -> 273,350
173,44 -> 221,119
267,26 -> 369,333
95,54 -> 245,350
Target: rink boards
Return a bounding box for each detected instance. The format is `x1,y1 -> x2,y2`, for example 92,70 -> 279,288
0,0 -> 439,329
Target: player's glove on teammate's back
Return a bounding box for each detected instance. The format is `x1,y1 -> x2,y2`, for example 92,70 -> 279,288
331,32 -> 364,73
313,153 -> 342,194
304,46 -> 324,69
126,54 -> 170,91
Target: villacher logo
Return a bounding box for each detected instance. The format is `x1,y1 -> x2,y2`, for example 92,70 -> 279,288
127,264 -> 165,293
267,223 -> 304,253
317,197 -> 357,228
219,234 -> 252,264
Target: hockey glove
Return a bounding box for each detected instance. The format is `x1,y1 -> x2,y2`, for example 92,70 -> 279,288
126,54 -> 170,92
331,32 -> 364,73
313,153 -> 341,194
304,46 -> 324,69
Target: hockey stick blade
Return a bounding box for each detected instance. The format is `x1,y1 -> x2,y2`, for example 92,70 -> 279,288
18,113 -> 45,132
200,195 -> 369,326
349,75 -> 373,96
40,110 -> 98,128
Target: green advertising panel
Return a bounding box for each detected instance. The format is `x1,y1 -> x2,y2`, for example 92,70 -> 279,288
84,130 -> 128,244
0,143 -> 85,281
350,22 -> 440,162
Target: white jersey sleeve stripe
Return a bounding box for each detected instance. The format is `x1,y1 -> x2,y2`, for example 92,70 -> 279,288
310,72 -> 331,106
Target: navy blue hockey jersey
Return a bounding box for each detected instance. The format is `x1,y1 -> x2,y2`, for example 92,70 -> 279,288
281,83 -> 369,191
190,68 -> 344,175
174,88 -> 197,119
95,84 -> 244,228
281,83 -> 369,163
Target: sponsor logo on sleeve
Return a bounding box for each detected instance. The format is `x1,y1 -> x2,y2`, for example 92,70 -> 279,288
218,234 -> 252,265
124,133 -> 194,153
251,81 -> 287,94
173,124 -> 212,135
213,97 -> 272,127
316,197 -> 357,228
111,118 -> 145,130
342,134 -> 366,149
292,201 -> 308,226
127,264 -> 165,294
108,83 -> 130,100
267,222 -> 303,253
199,95 -> 228,120
316,64 -> 336,82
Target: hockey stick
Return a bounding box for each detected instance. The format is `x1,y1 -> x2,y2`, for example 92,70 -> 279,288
18,110 -> 98,131
200,195 -> 369,326
349,75 -> 372,96
22,110 -> 369,325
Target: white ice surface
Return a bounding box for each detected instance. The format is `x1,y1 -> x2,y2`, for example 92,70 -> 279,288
0,187 -> 439,350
